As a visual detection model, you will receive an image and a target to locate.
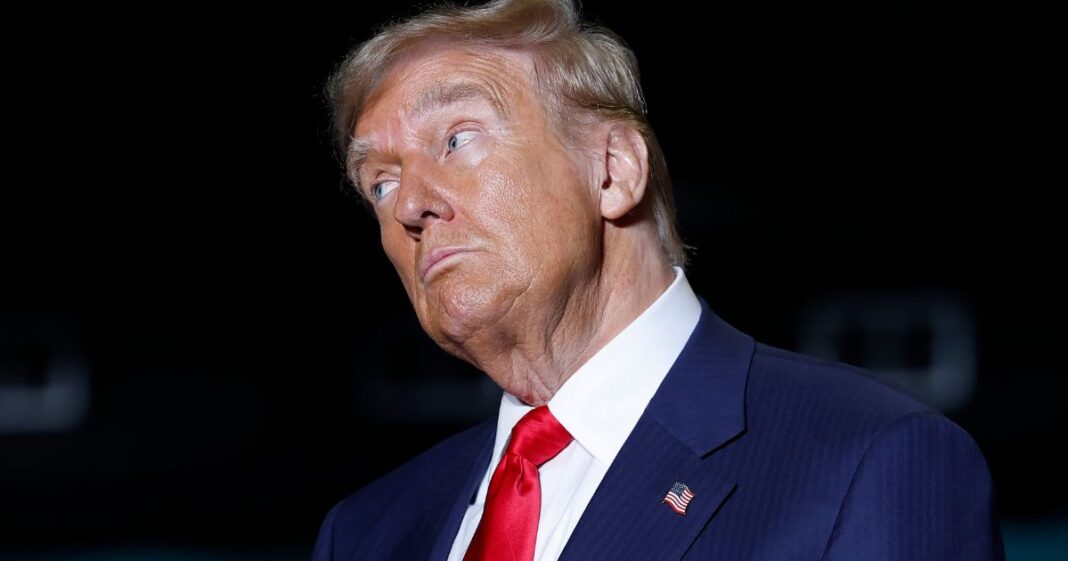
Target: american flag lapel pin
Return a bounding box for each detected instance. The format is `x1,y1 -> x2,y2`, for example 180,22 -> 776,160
663,481 -> 695,516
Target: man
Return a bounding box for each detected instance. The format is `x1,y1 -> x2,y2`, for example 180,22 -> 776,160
313,0 -> 1005,559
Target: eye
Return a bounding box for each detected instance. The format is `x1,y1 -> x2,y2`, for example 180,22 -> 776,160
371,180 -> 399,202
447,130 -> 479,153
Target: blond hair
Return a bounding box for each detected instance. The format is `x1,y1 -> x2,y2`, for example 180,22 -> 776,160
325,0 -> 687,266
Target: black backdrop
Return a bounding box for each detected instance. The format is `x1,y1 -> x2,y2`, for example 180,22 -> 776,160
1,1 -> 1063,558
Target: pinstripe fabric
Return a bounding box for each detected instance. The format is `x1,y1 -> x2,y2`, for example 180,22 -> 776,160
313,299 -> 1005,560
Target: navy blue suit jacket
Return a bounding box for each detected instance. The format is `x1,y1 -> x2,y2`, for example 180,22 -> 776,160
313,299 -> 1004,560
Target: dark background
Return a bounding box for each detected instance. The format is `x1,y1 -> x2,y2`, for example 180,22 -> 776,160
2,1 -> 1063,559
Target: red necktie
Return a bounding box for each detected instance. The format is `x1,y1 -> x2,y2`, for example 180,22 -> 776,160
463,405 -> 574,561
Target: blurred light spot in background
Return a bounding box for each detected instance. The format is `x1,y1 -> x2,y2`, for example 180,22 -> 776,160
0,312 -> 89,434
798,289 -> 976,412
1001,516 -> 1068,561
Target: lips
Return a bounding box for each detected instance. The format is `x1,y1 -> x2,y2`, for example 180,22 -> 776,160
420,247 -> 468,281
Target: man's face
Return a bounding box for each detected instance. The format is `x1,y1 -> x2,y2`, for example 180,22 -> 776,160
353,45 -> 603,363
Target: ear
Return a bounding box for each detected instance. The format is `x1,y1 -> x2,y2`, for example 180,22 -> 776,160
598,123 -> 649,220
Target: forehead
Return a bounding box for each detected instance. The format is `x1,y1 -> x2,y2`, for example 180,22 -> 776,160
356,45 -> 538,134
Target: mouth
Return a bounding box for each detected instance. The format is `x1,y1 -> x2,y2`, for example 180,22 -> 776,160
420,247 -> 469,281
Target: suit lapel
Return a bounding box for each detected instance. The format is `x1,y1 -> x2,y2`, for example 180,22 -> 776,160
420,419 -> 497,561
558,299 -> 755,561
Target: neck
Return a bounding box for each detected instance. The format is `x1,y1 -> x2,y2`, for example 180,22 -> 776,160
467,236 -> 675,407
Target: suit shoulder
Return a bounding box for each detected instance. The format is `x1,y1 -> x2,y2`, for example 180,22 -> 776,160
741,343 -> 996,510
326,417 -> 495,524
819,409 -> 1002,560
748,341 -> 937,433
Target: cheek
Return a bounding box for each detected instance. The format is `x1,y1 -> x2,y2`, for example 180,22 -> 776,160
470,163 -> 540,259
471,151 -> 598,270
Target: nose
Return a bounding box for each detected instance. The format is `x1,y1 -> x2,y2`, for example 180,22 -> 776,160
391,163 -> 455,240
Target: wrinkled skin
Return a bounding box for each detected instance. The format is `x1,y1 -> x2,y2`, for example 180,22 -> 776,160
353,44 -> 672,405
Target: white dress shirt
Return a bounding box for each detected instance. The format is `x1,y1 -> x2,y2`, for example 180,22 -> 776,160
446,266 -> 702,561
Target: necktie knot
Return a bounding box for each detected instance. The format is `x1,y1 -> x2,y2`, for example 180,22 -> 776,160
463,404 -> 572,561
505,405 -> 573,467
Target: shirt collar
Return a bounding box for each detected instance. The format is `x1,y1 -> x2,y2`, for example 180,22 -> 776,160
495,266 -> 702,467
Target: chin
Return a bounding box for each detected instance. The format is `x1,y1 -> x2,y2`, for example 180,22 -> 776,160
419,272 -> 520,352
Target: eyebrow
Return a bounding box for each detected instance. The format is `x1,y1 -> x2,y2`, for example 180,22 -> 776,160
346,80 -> 511,196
